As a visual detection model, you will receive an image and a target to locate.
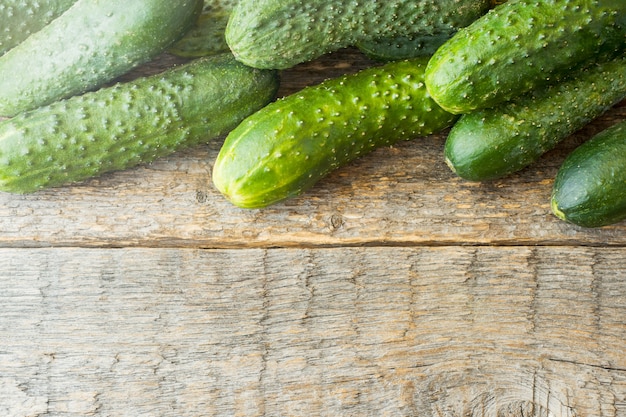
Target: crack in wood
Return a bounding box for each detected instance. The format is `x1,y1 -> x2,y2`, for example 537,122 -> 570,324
548,357 -> 626,373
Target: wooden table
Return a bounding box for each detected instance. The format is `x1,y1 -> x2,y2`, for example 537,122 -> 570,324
0,49 -> 625,416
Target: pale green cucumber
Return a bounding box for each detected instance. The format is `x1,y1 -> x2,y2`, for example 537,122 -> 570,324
0,0 -> 203,117
425,0 -> 626,114
169,0 -> 238,58
213,57 -> 457,209
444,56 -> 626,181
0,54 -> 279,193
0,0 -> 77,56
226,0 -> 493,69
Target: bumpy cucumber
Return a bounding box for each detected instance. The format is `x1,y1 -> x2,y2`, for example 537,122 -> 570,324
0,54 -> 279,193
212,57 -> 457,209
551,119 -> 626,227
425,0 -> 626,114
357,1 -> 506,61
444,57 -> 626,181
357,32 -> 457,62
169,0 -> 238,58
0,0 -> 203,117
225,0 -> 492,69
0,0 -> 77,56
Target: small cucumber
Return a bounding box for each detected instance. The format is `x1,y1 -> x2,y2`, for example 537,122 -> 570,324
212,57 -> 457,209
0,0 -> 203,117
444,56 -> 626,181
169,0 -> 238,58
425,0 -> 626,114
0,54 -> 279,193
0,0 -> 77,56
551,119 -> 626,228
225,0 -> 493,69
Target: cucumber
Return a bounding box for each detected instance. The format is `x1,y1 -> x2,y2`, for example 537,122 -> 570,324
169,0 -> 238,58
0,0 -> 203,117
425,0 -> 626,114
212,57 -> 457,209
0,0 -> 77,56
357,32 -> 457,62
444,56 -> 626,181
225,0 -> 493,69
356,1 -> 506,62
0,54 -> 279,193
551,119 -> 626,228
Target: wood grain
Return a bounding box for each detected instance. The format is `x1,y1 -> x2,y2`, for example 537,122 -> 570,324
0,247 -> 624,416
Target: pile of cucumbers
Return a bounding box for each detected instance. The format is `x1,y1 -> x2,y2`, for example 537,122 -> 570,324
0,0 -> 280,192
1,0 -> 625,228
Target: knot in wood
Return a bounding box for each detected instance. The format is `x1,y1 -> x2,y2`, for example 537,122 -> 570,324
329,213 -> 344,231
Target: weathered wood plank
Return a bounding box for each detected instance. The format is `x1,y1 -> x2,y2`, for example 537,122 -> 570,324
0,50 -> 624,248
0,247 -> 624,416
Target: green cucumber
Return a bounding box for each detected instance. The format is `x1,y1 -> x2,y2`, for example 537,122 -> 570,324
444,56 -> 626,181
0,54 -> 279,193
551,119 -> 626,227
212,57 -> 457,209
169,0 -> 238,58
356,1 -> 507,61
225,0 -> 493,69
355,0 -> 506,62
357,32 -> 457,62
0,0 -> 77,56
0,0 -> 203,117
425,0 -> 626,114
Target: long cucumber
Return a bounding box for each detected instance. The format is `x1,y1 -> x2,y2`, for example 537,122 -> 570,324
425,0 -> 626,114
551,119 -> 626,227
444,56 -> 626,181
0,0 -> 77,56
0,54 -> 279,193
212,57 -> 457,209
0,0 -> 203,117
225,0 -> 492,69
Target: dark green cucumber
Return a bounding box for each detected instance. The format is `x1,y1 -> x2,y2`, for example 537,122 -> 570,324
444,56 -> 626,181
356,1 -> 506,61
425,0 -> 626,114
0,0 -> 203,117
551,119 -> 626,227
0,54 -> 279,193
169,0 -> 238,58
225,0 -> 492,69
212,57 -> 457,209
0,0 -> 77,56
357,32 -> 458,62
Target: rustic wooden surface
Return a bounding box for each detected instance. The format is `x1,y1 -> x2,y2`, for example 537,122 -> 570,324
0,48 -> 625,417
